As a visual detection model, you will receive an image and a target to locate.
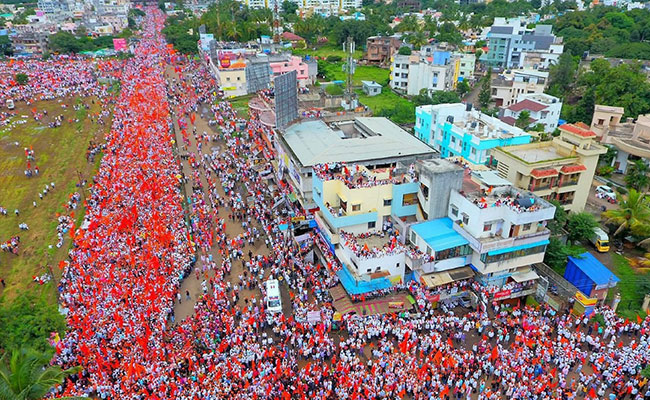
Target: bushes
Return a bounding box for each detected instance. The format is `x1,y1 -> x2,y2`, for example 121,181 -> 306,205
597,165 -> 614,178
326,55 -> 342,62
0,292 -> 66,353
325,84 -> 344,96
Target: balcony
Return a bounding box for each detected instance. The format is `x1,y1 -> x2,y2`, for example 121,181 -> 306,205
320,203 -> 378,230
452,221 -> 550,254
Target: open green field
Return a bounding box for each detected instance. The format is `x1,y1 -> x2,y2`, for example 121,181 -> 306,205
609,253 -> 650,319
0,97 -> 107,306
319,62 -> 390,86
291,43 -> 363,60
228,93 -> 254,119
357,88 -> 416,125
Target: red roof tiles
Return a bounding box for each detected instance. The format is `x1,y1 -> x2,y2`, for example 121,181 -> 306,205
559,123 -> 596,138
281,32 -> 305,41
530,168 -> 559,178
508,99 -> 548,113
560,164 -> 587,174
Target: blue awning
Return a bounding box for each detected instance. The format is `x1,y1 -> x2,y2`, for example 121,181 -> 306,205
487,239 -> 549,256
411,218 -> 469,252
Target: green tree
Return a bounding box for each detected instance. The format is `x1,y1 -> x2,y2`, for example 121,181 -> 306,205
624,159 -> 649,192
14,73 -> 28,85
515,110 -> 531,129
547,199 -> 569,235
0,35 -> 12,56
478,69 -> 492,109
566,212 -> 598,244
544,237 -> 585,273
0,348 -> 85,400
547,51 -> 577,98
456,80 -> 470,98
281,0 -> 298,19
0,293 -> 66,353
48,32 -> 82,53
398,46 -> 412,55
602,188 -> 650,242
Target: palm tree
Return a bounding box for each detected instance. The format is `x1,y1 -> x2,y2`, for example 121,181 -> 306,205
0,348 -> 86,400
602,189 -> 650,246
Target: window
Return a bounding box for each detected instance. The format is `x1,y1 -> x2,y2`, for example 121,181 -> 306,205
523,223 -> 532,231
462,213 -> 469,225
402,193 -> 418,206
383,199 -> 392,206
226,77 -> 231,81
426,246 -> 432,255
471,147 -> 477,155
237,77 -> 240,81
451,136 -> 456,144
451,205 -> 458,217
480,243 -> 547,264
410,231 -> 416,244
420,183 -> 429,199
368,221 -> 376,229
483,223 -> 492,232
352,204 -> 361,212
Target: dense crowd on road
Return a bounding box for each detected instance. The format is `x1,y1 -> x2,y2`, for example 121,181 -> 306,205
46,9 -> 650,400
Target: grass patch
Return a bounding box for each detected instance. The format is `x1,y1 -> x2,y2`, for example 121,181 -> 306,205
609,253 -> 650,318
319,62 -> 390,87
353,66 -> 390,86
0,97 -> 109,309
291,43 -> 363,60
357,89 -> 416,125
228,94 -> 254,119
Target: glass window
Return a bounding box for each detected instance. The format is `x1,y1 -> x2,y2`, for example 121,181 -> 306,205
483,223 -> 492,232
368,221 -> 376,229
352,204 -> 361,211
383,199 -> 392,206
523,223 -> 532,231
451,205 -> 458,217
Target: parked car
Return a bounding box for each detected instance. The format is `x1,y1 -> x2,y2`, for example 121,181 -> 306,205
596,185 -> 616,200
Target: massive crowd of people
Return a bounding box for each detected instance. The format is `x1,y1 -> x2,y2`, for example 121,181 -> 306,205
25,9 -> 650,400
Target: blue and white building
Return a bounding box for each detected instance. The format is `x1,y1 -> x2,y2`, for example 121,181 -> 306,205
415,103 -> 531,166
448,178 -> 555,288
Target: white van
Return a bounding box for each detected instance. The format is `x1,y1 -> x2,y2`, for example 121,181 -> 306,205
6,99 -> 15,110
265,279 -> 282,314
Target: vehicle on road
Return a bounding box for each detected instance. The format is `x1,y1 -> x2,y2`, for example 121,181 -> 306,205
590,227 -> 610,252
596,185 -> 616,201
6,99 -> 14,110
265,279 -> 283,314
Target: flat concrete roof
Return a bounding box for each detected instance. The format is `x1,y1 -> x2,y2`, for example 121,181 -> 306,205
505,145 -> 565,163
282,117 -> 435,167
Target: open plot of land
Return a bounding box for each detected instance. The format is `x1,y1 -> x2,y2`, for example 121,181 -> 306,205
0,98 -> 107,303
292,43 -> 364,60
357,89 -> 416,124
228,93 -> 254,119
608,253 -> 650,319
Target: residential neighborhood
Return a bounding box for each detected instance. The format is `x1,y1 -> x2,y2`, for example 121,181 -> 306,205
0,0 -> 649,398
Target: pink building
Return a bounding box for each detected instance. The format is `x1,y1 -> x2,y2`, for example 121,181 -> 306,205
269,56 -> 312,87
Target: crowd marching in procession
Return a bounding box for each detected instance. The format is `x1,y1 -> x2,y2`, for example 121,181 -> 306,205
0,8 -> 648,400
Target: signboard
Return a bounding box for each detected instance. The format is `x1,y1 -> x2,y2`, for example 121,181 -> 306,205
199,33 -> 214,51
493,289 -> 511,299
575,291 -> 598,306
113,38 -> 127,52
307,311 -> 321,323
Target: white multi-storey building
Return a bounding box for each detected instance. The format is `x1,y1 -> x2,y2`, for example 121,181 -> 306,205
448,182 -> 555,287
500,93 -> 562,133
390,52 -> 457,96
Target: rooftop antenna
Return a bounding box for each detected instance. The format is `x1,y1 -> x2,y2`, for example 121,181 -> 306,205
273,0 -> 281,44
342,36 -> 357,110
